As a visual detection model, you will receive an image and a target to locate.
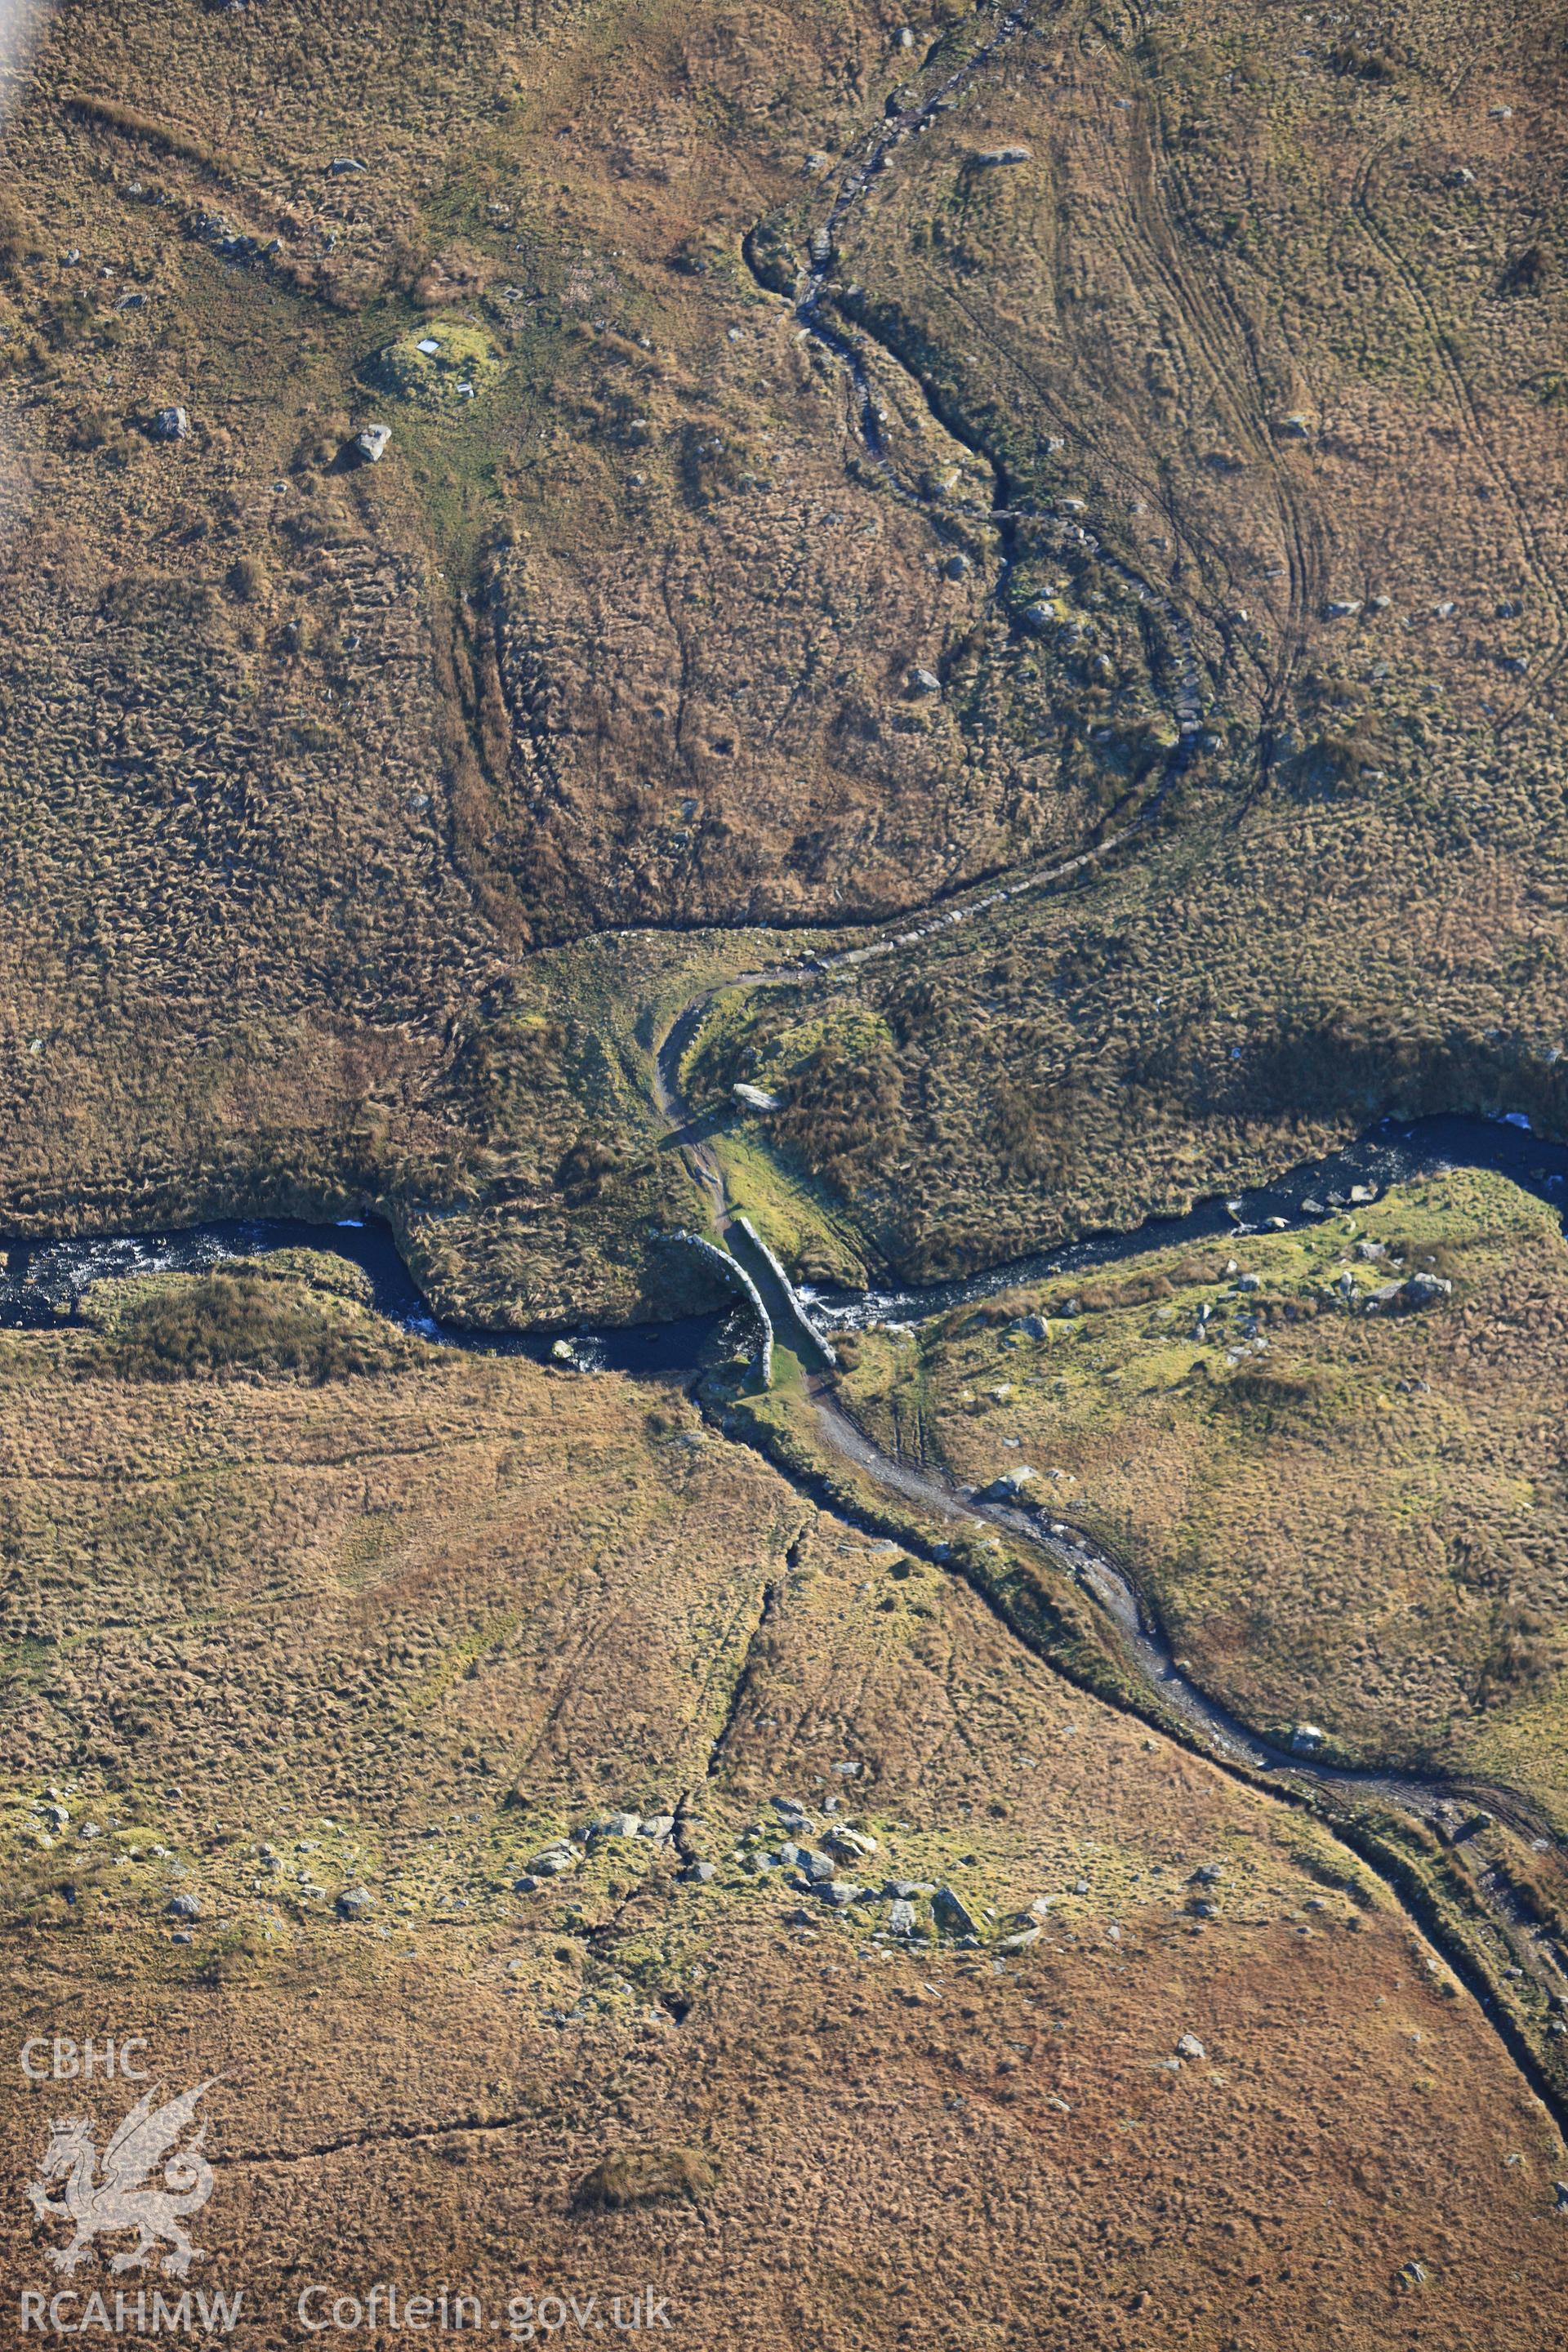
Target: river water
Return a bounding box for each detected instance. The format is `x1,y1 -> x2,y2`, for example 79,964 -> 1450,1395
802,1111 -> 1568,1331
2,1113 -> 1562,1370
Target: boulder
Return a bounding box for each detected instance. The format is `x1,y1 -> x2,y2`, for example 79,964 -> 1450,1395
824,1825 -> 878,1859
732,1082 -> 782,1113
336,1886 -> 373,1918
933,1885 -> 980,1936
353,423 -> 391,464
979,1467 -> 1037,1501
996,1924 -> 1040,1953
1176,2033 -> 1206,2062
151,406 -> 189,440
166,1893 -> 201,1919
888,1899 -> 917,1937
1403,1271 -> 1453,1307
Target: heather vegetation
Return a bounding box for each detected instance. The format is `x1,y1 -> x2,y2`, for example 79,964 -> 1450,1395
0,0 -> 1562,1318
3,1266 -> 1566,2339
5,0 -> 1568,2331
835,1170 -> 1568,1822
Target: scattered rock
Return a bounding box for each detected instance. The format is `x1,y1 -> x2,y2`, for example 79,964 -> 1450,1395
1403,1271 -> 1453,1307
933,1886 -> 980,1936
824,1825 -> 878,1859
979,1467 -> 1037,1501
528,1847 -> 575,1876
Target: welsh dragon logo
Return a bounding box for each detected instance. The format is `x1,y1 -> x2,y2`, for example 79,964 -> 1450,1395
27,2081 -> 216,2279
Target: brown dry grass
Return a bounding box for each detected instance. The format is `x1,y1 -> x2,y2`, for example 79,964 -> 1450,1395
837,1169 -> 1568,1824
2,1263 -> 1566,2345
